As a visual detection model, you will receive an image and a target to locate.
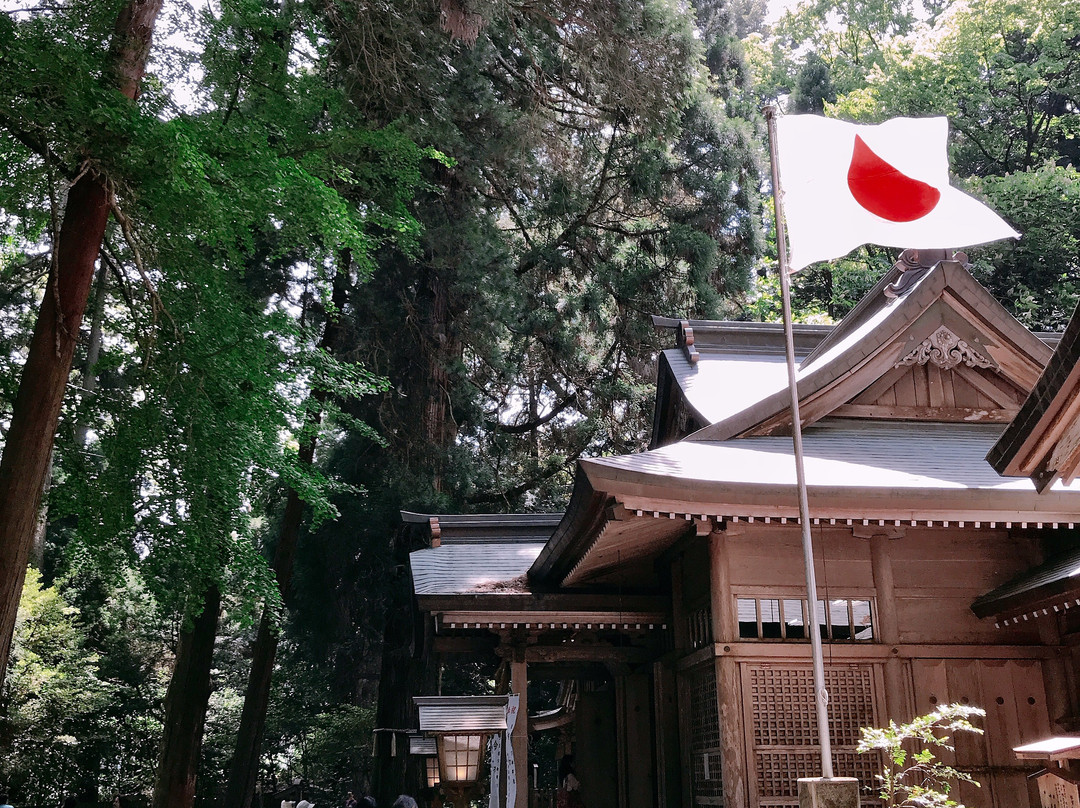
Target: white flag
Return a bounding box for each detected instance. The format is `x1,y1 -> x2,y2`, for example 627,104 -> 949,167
774,115 -> 1019,271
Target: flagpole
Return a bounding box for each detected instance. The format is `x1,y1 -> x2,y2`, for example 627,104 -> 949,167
764,104 -> 834,779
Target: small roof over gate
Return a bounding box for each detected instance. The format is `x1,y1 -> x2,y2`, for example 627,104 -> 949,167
414,696 -> 509,733
972,544 -> 1080,622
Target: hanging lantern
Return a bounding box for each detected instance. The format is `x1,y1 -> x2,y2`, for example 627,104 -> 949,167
413,695 -> 509,804
408,732 -> 441,788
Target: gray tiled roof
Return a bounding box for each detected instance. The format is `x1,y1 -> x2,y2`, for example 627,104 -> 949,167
588,420 -> 1054,492
971,545 -> 1080,618
410,542 -> 545,595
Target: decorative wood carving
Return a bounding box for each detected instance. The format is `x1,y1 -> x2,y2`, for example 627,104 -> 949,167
679,320 -> 699,364
884,248 -> 969,298
895,326 -> 996,371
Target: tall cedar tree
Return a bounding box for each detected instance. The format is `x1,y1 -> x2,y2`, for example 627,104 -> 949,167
292,1 -> 763,800
0,0 -> 163,687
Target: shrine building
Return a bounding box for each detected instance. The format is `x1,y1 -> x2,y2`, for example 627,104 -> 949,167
405,252 -> 1080,808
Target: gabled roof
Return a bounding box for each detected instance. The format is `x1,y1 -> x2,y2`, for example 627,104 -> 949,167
687,258 -> 1051,440
650,319 -> 829,446
988,298 -> 1080,491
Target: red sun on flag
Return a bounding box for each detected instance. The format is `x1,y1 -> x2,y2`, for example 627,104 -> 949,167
846,135 -> 941,222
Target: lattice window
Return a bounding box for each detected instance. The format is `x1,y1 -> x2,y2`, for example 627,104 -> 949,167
685,663 -> 724,806
687,606 -> 713,649
738,597 -> 874,642
748,664 -> 881,807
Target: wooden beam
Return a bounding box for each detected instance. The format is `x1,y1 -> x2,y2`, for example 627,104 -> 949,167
525,644 -> 654,664
432,636 -> 499,654
712,642 -> 1060,660
829,404 -> 1016,422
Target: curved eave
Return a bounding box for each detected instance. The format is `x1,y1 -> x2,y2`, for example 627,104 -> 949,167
528,469 -> 611,586
586,464 -> 1080,524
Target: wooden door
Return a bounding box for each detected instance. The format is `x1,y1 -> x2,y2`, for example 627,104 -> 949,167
910,659 -> 1052,808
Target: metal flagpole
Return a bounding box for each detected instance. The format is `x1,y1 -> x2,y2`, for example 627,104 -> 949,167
764,104 -> 834,779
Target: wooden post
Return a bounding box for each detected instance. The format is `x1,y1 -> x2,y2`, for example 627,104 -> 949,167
710,529 -> 748,808
652,661 -> 682,808
511,654 -> 528,808
671,553 -> 688,652
870,533 -> 911,722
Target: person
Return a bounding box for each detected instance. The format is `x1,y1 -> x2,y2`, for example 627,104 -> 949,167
297,800 -> 316,808
391,796 -> 418,808
0,792 -> 11,808
557,755 -> 583,808
344,793 -> 358,808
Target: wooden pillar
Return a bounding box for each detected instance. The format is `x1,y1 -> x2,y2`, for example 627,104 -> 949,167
511,654 -> 528,808
710,528 -> 748,808
671,553 -> 688,652
616,673 -> 655,808
653,661 -> 681,808
1038,616 -> 1074,733
870,532 -> 912,722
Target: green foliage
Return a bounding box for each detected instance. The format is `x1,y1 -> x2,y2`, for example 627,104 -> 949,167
857,704 -> 986,808
742,0 -> 1080,326
829,0 -> 1080,176
0,568 -> 111,803
966,165 -> 1080,331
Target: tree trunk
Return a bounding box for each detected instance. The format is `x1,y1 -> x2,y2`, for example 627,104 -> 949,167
152,585 -> 222,808
223,266 -> 349,808
0,0 -> 162,686
77,260 -> 109,447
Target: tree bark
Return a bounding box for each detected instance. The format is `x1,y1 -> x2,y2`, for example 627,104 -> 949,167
152,585 -> 222,808
0,0 -> 163,686
223,266 -> 349,808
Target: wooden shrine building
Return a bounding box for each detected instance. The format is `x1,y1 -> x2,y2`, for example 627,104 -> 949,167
406,253 -> 1080,808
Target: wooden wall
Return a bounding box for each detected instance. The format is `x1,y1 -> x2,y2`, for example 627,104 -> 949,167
724,524 -> 1042,646
698,522 -> 1062,808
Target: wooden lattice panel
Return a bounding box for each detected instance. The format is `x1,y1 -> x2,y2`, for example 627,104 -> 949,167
746,664 -> 881,807
755,751 -> 879,800
685,663 -> 724,804
749,666 -> 876,747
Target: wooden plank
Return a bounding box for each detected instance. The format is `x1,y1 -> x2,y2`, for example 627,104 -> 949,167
739,661 -> 759,808
946,660 -> 992,808
952,371 -> 983,409
956,364 -> 1026,409
714,642 -> 1058,661
894,365 -> 918,407
928,363 -> 946,407
852,364 -> 909,406
942,368 -> 957,407
980,661 -> 1030,808
915,363 -> 931,407
717,656 -> 748,808
526,645 -> 653,663
897,595 -> 1021,644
